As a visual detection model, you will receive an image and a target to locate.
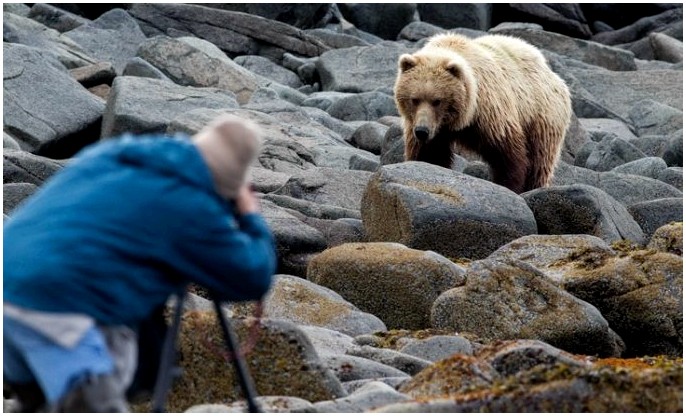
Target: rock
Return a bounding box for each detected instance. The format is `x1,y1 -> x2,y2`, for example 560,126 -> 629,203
399,335 -> 474,362
398,354 -> 497,398
2,12 -> 97,69
522,184 -> 645,245
567,67 -> 682,119
327,91 -> 398,122
122,56 -> 171,80
250,167 -> 291,194
337,4 -> 416,40
322,354 -> 409,382
582,4 -> 682,32
397,21 -> 444,42
489,234 -> 617,284
562,250 -> 683,357
271,167 -> 372,212
307,218 -> 366,248
552,162 -> 683,206
28,3 -> 90,32
185,396 -> 315,413
136,36 -> 259,104
234,55 -> 303,89
346,345 -> 432,376
138,313 -> 346,412
628,134 -> 671,159
477,339 -> 591,377
198,4 -> 333,29
259,200 -> 327,277
3,183 -> 38,215
3,150 -> 64,186
611,157 -> 668,179
627,198 -> 684,237
3,2 -> 30,16
592,8 -> 683,45
584,134 -> 646,172
431,258 -> 624,357
128,3 -> 329,57
342,377 -> 409,393
361,162 -> 538,259
658,167 -> 683,190
304,28 -> 371,49
628,99 -> 683,137
3,133 -> 21,150
248,274 -> 386,337
377,357 -> 683,412
379,123 -> 405,166
263,194 -> 361,221
662,130 -> 683,167
100,76 -> 238,139
313,380 -> 409,412
350,122 -> 388,155
490,25 -> 636,71
299,325 -> 357,358
648,222 -> 683,256
417,3 -> 492,31
316,41 -> 415,92
68,61 -> 116,88
3,43 -> 105,158
492,3 -> 592,39
579,118 -> 637,143
650,32 -> 684,63
307,242 -> 466,330
63,9 -> 146,74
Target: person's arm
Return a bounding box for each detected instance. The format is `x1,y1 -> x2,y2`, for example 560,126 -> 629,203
176,187 -> 277,301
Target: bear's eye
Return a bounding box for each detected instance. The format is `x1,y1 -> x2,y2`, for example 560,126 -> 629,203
432,100 -> 441,107
411,99 -> 420,106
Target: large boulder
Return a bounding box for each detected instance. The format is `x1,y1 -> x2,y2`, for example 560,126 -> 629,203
337,4 -> 416,40
431,258 -> 624,357
361,162 -> 538,259
3,43 -> 105,158
307,242 -> 466,330
522,184 -> 645,245
3,150 -> 65,186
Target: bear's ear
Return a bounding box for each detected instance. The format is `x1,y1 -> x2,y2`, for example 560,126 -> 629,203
446,60 -> 462,78
399,54 -> 418,72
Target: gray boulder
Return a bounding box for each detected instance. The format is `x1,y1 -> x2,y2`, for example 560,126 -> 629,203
379,122 -> 405,165
361,162 -> 537,259
628,99 -> 683,137
3,43 -> 104,157
63,9 -> 146,74
417,3 -> 492,31
657,167 -> 682,190
322,354 -> 409,382
304,28 -> 372,49
579,118 -> 637,143
317,41 -> 415,92
338,3 -> 417,40
399,335 -> 474,362
234,55 -> 303,89
28,3 -> 90,32
350,122 -> 388,155
3,150 -> 64,186
128,3 -> 329,57
312,380 -> 410,413
100,76 -> 238,139
3,133 -> 21,150
136,36 -> 259,104
627,198 -> 684,237
662,129 -> 683,167
522,184 -> 645,245
186,396 -> 314,413
584,134 -> 646,172
611,157 -> 668,179
3,183 -> 38,215
431,258 -> 624,357
398,21 -> 445,42
650,32 -> 683,63
264,194 -> 361,221
327,91 -> 398,122
490,25 -> 636,71
271,167 -> 372,212
592,8 -> 683,45
346,345 -> 432,376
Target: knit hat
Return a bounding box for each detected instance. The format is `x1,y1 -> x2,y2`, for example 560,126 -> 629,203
192,114 -> 263,200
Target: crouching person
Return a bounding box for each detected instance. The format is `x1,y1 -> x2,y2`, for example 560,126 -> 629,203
3,115 -> 277,412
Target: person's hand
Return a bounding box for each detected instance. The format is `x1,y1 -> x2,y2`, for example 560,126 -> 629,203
236,184 -> 260,215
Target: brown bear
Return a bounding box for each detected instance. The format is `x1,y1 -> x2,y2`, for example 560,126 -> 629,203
394,33 -> 572,193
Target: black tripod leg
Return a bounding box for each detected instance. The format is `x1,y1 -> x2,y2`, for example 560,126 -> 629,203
151,292 -> 186,413
213,301 -> 262,413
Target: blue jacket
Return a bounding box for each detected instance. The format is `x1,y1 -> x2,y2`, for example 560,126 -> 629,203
4,134 -> 277,326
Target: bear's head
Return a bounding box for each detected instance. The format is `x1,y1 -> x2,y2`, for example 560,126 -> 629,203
394,50 -> 477,144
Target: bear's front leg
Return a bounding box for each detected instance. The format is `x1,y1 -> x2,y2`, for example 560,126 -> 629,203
483,145 -> 529,193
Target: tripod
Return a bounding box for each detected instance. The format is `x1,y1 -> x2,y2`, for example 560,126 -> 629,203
151,291 -> 262,413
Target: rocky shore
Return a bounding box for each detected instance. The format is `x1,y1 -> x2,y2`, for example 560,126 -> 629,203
3,3 -> 683,413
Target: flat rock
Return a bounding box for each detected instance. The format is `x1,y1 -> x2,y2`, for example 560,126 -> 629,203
627,198 -> 684,243
312,380 -> 410,413
3,149 -> 65,186
399,335 -> 474,362
322,354 -> 409,382
628,99 -> 683,137
611,157 -> 668,179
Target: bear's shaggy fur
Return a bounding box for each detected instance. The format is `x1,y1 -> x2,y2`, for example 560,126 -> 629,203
394,33 -> 572,193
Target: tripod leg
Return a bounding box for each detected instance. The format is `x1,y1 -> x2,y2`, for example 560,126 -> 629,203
213,301 -> 262,413
151,292 -> 186,413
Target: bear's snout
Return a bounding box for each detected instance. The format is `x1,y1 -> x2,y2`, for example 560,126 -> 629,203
413,126 -> 431,142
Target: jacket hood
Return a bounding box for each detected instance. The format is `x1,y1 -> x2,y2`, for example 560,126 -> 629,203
113,134 -> 216,194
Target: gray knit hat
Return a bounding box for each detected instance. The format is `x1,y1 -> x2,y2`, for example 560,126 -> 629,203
193,114 -> 263,200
